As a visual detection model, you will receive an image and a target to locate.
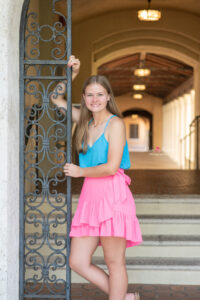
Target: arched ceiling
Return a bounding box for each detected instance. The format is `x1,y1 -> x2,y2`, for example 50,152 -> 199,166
70,0 -> 195,101
97,53 -> 193,101
72,0 -> 200,22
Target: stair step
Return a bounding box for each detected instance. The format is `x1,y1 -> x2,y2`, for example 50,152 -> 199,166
24,234 -> 200,248
140,223 -> 200,235
72,194 -> 200,215
142,235 -> 200,245
92,257 -> 200,271
138,215 -> 200,224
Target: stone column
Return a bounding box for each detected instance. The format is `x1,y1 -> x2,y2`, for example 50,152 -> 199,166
194,64 -> 200,117
183,94 -> 191,168
190,90 -> 195,167
179,96 -> 185,168
162,103 -> 170,155
174,99 -> 180,164
171,101 -> 177,161
162,104 -> 167,152
168,102 -> 174,159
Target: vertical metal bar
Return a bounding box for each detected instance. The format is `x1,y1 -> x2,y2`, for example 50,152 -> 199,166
66,0 -> 72,299
19,1 -> 30,299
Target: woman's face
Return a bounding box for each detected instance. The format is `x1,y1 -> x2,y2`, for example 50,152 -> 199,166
83,83 -> 110,113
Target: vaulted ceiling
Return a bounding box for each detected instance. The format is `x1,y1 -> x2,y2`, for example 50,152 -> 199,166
72,0 -> 200,22
71,0 -> 195,101
97,53 -> 193,100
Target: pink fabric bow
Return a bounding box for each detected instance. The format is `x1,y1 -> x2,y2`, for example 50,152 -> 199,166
112,169 -> 131,204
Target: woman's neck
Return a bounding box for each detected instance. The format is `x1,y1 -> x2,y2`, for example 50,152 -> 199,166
92,111 -> 112,127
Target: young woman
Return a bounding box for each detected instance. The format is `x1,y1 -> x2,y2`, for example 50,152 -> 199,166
51,56 -> 142,300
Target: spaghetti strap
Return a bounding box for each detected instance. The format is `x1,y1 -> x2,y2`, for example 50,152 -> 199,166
88,118 -> 93,126
103,115 -> 116,133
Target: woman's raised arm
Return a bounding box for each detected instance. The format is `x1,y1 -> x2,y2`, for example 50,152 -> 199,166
50,55 -> 81,123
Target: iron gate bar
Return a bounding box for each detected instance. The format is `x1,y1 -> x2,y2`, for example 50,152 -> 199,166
24,60 -> 69,64
19,1 -> 30,299
66,1 -> 72,299
24,76 -> 69,80
24,296 -> 66,299
19,0 -> 72,299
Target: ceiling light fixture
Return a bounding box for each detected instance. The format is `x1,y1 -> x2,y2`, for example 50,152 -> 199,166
132,114 -> 139,120
133,84 -> 146,91
133,94 -> 143,100
134,68 -> 151,77
138,0 -> 161,22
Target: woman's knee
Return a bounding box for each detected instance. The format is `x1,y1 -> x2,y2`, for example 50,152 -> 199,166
104,255 -> 126,271
69,254 -> 77,270
69,253 -> 90,271
69,254 -> 82,271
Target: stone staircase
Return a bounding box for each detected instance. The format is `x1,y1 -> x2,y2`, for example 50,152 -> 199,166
24,194 -> 200,285
72,194 -> 200,285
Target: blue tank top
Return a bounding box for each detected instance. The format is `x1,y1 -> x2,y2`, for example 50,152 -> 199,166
79,115 -> 131,169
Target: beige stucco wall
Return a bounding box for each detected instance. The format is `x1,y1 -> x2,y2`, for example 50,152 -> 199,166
116,93 -> 163,149
0,0 -> 40,299
0,1 -> 25,299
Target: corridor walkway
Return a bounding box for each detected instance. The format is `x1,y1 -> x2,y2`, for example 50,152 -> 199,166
70,151 -> 200,195
129,151 -> 179,170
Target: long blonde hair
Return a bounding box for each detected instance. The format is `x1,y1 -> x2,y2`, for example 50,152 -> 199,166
75,75 -> 121,153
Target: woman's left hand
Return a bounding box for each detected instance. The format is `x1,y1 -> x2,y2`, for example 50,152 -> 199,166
63,163 -> 83,178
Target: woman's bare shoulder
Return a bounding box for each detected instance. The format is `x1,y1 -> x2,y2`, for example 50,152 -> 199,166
110,115 -> 125,128
108,115 -> 126,135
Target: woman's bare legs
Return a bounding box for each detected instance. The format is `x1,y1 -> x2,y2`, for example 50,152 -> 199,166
101,237 -> 128,300
70,236 -> 130,300
69,236 -> 109,293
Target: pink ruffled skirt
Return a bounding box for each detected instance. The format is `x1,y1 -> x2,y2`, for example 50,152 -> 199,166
69,169 -> 143,248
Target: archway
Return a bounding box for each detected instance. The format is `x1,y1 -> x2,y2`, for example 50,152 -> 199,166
91,39 -> 199,116
122,109 -> 153,150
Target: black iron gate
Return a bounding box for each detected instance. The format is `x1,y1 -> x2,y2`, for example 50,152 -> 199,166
19,0 -> 72,299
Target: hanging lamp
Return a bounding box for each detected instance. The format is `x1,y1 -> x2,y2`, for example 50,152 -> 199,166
138,0 -> 161,21
133,84 -> 146,91
133,94 -> 143,100
134,59 -> 151,77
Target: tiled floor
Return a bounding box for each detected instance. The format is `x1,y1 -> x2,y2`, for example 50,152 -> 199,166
54,151 -> 200,195
70,170 -> 200,195
71,283 -> 200,300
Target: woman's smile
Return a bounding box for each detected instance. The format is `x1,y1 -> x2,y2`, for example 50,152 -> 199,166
83,83 -> 110,112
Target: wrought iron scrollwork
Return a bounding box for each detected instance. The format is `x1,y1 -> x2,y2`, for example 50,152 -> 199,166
20,0 -> 72,299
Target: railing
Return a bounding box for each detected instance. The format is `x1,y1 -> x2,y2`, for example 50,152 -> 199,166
180,115 -> 200,170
